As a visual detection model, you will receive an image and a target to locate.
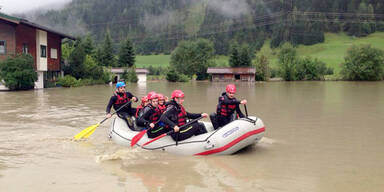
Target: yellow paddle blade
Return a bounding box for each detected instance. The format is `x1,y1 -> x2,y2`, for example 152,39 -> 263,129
74,123 -> 100,140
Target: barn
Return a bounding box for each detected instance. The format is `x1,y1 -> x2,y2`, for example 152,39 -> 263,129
207,67 -> 256,82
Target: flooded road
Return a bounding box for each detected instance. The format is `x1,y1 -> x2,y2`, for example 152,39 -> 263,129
0,81 -> 384,192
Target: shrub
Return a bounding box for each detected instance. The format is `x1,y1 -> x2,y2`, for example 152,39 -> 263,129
57,75 -> 81,87
340,45 -> 384,81
166,68 -> 189,82
296,57 -> 328,80
278,43 -> 298,81
166,68 -> 179,82
0,54 -> 37,90
255,55 -> 270,81
126,66 -> 138,83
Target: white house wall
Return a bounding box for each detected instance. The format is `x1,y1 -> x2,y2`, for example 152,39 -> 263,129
36,29 -> 47,72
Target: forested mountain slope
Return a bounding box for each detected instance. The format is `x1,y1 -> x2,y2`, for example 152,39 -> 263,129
19,0 -> 384,54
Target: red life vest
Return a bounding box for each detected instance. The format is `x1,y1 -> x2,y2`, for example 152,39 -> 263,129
177,105 -> 187,126
114,93 -> 130,105
148,105 -> 161,124
158,104 -> 167,114
217,96 -> 237,117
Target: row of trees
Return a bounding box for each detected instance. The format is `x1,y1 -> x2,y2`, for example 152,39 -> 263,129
61,32 -> 138,87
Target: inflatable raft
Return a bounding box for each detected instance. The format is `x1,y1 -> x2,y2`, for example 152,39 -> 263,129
109,116 -> 265,155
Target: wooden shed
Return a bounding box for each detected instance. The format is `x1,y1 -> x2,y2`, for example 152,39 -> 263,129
207,67 -> 256,82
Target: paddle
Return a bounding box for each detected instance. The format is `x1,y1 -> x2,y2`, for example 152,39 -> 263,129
130,119 -> 162,147
243,104 -> 256,124
244,104 -> 248,117
141,116 -> 204,147
74,101 -> 132,140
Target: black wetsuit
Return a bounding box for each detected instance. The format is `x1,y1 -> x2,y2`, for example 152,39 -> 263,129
106,91 -> 136,127
137,104 -> 166,138
210,92 -> 245,130
160,100 -> 207,141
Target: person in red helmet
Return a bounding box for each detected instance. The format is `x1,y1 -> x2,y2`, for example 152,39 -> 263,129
210,84 -> 247,130
157,93 -> 168,114
137,92 -> 166,138
106,82 -> 138,128
160,90 -> 208,141
135,96 -> 149,119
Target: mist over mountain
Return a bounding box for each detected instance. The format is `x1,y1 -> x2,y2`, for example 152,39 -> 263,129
18,0 -> 384,55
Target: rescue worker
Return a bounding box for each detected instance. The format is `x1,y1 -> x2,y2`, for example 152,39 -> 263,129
106,82 -> 138,128
137,92 -> 166,138
157,93 -> 168,114
135,96 -> 149,118
210,84 -> 247,130
160,90 -> 208,142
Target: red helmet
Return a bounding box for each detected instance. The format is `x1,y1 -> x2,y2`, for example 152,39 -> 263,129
158,93 -> 165,101
226,84 -> 236,94
141,96 -> 148,103
147,91 -> 158,100
171,90 -> 184,99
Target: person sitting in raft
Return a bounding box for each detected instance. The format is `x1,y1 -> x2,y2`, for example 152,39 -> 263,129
157,93 -> 168,114
135,96 -> 149,119
160,90 -> 208,142
210,84 -> 247,130
136,92 -> 167,138
106,82 -> 138,128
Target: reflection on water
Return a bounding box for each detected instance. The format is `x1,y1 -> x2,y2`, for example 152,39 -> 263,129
0,81 -> 384,191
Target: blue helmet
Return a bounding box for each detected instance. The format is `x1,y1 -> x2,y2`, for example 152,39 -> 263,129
116,82 -> 126,89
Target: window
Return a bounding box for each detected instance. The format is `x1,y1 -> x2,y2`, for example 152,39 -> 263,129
0,41 -> 6,54
40,45 -> 47,58
23,43 -> 28,54
50,48 -> 57,59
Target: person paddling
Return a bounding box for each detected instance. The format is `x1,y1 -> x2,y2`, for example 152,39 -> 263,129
210,84 -> 247,130
160,90 -> 208,142
106,82 -> 138,128
136,92 -> 165,138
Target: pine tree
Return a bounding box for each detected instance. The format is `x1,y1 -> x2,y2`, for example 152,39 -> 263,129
83,35 -> 95,55
118,38 -> 136,67
229,44 -> 241,67
99,31 -> 115,67
239,44 -> 252,67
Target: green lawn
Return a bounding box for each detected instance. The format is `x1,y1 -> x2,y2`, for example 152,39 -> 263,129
258,32 -> 384,74
136,32 -> 384,75
135,54 -> 171,68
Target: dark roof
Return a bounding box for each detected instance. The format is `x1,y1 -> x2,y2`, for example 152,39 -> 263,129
0,12 -> 75,40
207,67 -> 256,74
111,68 -> 149,74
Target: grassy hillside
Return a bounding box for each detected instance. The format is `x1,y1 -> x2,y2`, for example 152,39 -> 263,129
136,32 -> 384,74
258,32 -> 384,74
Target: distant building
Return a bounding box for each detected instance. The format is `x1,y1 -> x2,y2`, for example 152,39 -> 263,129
0,12 -> 75,89
110,68 -> 149,83
207,67 -> 256,82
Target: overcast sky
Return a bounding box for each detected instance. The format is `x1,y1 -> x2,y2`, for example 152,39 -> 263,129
0,0 -> 71,14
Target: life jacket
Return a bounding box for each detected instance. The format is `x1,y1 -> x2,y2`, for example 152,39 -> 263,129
158,104 -> 167,114
216,93 -> 237,117
177,105 -> 187,126
114,92 -> 130,105
145,104 -> 161,124
165,101 -> 187,127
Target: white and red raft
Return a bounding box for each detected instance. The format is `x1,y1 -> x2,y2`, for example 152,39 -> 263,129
109,116 -> 265,155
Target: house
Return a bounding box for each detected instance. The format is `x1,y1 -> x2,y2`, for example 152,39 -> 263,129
207,67 -> 256,82
110,68 -> 149,83
0,12 -> 75,89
